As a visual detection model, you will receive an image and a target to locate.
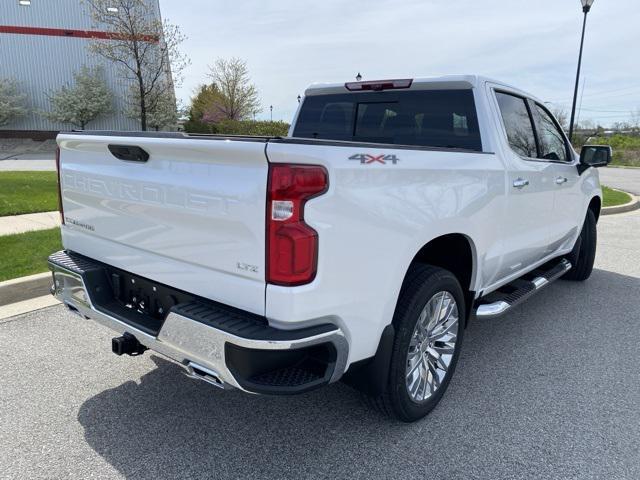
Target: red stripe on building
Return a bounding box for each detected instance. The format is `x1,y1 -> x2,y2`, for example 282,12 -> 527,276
0,25 -> 158,42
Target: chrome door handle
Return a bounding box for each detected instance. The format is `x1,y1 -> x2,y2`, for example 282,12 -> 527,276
513,178 -> 529,189
555,176 -> 568,185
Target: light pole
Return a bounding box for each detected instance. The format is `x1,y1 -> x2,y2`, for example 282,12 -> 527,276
270,105 -> 273,121
568,0 -> 595,141
356,72 -> 362,81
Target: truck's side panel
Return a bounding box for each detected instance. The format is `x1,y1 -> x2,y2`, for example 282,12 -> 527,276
58,134 -> 269,315
265,141 -> 507,364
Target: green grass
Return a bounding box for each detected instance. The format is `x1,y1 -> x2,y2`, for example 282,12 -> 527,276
0,228 -> 62,282
0,171 -> 58,216
602,185 -> 632,208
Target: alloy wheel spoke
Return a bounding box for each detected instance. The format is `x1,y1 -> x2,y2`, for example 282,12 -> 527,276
428,359 -> 441,390
406,353 -> 423,378
431,351 -> 449,372
429,318 -> 458,341
428,342 -> 455,356
427,292 -> 445,331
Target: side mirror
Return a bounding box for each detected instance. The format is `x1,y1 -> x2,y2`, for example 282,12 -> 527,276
579,145 -> 612,171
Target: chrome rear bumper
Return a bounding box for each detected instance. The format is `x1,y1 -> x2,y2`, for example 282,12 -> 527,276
49,251 -> 348,394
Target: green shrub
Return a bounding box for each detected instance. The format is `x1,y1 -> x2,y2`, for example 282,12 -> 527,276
184,119 -> 290,137
182,118 -> 215,134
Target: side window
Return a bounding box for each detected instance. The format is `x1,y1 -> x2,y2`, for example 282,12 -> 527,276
495,92 -> 537,158
534,104 -> 569,162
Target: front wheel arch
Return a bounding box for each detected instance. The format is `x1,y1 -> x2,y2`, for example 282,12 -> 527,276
589,195 -> 602,223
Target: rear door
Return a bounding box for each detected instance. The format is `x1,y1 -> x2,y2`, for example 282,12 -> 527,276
57,133 -> 269,315
492,90 -> 555,279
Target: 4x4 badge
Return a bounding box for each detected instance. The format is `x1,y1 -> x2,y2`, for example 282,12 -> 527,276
349,154 -> 400,165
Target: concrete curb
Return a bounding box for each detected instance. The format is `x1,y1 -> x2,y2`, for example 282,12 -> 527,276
0,272 -> 52,307
602,192 -> 640,216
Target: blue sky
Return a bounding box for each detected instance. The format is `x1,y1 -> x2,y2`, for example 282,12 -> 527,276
161,0 -> 640,127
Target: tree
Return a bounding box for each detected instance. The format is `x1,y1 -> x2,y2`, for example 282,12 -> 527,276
578,119 -> 596,133
85,0 -> 188,130
43,66 -> 112,129
127,85 -> 177,130
0,78 -> 28,126
550,106 -> 569,131
207,58 -> 261,121
183,83 -> 223,132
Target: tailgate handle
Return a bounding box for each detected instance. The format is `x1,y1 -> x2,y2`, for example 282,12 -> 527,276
108,144 -> 149,163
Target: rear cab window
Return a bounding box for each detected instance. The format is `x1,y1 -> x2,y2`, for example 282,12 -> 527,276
293,90 -> 482,151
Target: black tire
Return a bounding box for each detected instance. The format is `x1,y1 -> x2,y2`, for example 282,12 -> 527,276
365,265 -> 465,422
564,209 -> 597,281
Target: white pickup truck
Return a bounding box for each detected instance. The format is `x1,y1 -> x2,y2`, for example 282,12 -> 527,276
49,75 -> 612,422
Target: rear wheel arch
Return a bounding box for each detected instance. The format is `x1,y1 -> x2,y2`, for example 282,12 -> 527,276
402,233 -> 477,325
343,234 -> 476,399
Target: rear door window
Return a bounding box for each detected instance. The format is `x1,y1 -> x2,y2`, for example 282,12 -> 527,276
495,91 -> 538,158
293,90 -> 482,151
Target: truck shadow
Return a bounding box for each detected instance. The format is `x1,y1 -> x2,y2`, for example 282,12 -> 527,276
77,268 -> 640,479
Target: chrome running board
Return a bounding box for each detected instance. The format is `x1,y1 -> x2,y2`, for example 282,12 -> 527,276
475,258 -> 572,319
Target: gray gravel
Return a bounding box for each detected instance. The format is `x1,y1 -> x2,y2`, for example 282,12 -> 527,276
1,211 -> 639,480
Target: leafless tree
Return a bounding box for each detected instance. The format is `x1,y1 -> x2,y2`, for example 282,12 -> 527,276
207,58 -> 261,121
578,119 -> 596,133
550,106 -> 569,131
85,0 -> 188,130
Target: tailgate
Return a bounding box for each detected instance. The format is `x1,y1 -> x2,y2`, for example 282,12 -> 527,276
57,133 -> 268,315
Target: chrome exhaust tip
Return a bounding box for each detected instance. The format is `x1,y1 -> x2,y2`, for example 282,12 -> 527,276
185,361 -> 226,390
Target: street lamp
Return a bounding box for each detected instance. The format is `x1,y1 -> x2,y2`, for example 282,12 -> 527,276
356,72 -> 362,81
568,0 -> 595,141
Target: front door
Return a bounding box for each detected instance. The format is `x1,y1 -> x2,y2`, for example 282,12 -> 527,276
530,102 -> 583,252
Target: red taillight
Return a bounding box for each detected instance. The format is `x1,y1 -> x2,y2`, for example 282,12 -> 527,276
267,164 -> 328,286
55,146 -> 64,224
345,78 -> 413,91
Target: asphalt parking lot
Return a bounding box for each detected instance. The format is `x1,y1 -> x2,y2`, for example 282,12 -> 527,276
1,210 -> 639,480
599,167 -> 640,195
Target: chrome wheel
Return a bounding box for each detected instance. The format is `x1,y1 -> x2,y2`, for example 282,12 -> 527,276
405,291 -> 459,403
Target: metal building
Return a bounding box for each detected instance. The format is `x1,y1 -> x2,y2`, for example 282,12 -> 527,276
0,0 -> 164,136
